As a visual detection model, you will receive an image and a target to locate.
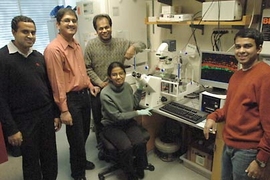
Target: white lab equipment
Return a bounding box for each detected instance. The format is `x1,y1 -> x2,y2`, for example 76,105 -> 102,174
156,42 -> 169,57
138,74 -> 163,108
154,42 -> 178,77
132,71 -> 200,107
160,79 -> 200,101
132,72 -> 163,108
47,18 -> 58,42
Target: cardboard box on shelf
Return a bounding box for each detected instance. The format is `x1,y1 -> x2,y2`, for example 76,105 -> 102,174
187,139 -> 214,171
148,16 -> 158,22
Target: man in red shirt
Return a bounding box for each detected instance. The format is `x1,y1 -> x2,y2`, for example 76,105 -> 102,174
204,28 -> 270,180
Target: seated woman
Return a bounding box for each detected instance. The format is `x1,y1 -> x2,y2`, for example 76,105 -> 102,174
100,62 -> 152,180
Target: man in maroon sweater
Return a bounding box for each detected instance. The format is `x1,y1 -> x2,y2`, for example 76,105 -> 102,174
204,28 -> 270,180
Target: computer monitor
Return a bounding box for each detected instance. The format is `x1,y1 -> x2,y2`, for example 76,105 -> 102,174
199,50 -> 238,93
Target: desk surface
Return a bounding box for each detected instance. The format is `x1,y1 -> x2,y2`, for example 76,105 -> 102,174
150,97 -> 207,130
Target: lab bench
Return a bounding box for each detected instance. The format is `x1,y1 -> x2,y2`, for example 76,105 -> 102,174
136,97 -> 222,180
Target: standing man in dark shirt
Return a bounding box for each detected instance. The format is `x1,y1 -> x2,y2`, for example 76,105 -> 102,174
0,15 -> 61,180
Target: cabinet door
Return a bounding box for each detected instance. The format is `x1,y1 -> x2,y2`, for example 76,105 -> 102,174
0,123 -> 8,164
141,112 -> 166,152
211,122 -> 225,180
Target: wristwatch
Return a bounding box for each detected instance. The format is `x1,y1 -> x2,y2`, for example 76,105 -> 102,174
255,159 -> 266,168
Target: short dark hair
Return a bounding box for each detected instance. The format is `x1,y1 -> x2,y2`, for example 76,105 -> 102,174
56,8 -> 77,23
11,15 -> 35,32
93,14 -> 112,31
107,62 -> 126,77
234,28 -> 264,49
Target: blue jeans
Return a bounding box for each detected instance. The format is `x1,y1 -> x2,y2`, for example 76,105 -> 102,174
222,144 -> 257,180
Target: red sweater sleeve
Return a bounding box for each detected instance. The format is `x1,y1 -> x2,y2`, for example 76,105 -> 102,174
207,62 -> 270,163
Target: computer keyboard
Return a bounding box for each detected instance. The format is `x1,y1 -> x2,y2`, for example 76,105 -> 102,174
159,101 -> 209,124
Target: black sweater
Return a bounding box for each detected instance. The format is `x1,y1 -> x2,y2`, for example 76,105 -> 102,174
0,45 -> 58,136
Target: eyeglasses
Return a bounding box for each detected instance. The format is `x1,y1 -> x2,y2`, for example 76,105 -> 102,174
60,18 -> 77,24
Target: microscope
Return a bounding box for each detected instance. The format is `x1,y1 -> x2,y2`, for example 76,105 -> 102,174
155,41 -> 177,78
132,71 -> 163,108
154,41 -> 200,100
129,41 -> 200,108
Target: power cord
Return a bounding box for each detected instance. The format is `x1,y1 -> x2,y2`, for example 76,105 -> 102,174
211,30 -> 228,51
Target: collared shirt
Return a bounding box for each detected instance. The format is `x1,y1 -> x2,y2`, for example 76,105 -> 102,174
7,41 -> 33,57
44,34 -> 93,112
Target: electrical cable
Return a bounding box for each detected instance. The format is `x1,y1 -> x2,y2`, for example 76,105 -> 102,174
181,0 -> 215,55
214,32 -> 219,51
211,31 -> 215,51
192,26 -> 200,55
217,33 -> 225,51
211,28 -> 229,51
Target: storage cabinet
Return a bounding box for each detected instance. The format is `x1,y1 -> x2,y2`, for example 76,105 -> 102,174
211,122 -> 224,180
0,123 -> 8,164
141,110 -> 216,179
136,112 -> 166,152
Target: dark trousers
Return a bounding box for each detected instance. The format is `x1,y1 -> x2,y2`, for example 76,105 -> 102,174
20,108 -> 57,180
91,93 -> 103,144
103,120 -> 148,174
66,90 -> 91,178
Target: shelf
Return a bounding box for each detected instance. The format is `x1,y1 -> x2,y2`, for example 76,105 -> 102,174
145,15 -> 251,26
145,19 -> 187,25
188,15 -> 251,26
145,18 -> 189,25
